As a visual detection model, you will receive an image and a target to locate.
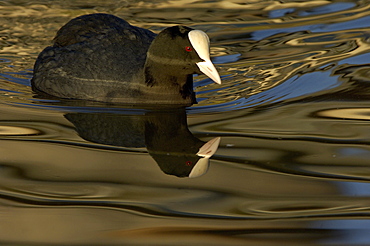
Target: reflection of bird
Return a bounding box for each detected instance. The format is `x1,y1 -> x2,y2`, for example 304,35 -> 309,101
31,13 -> 221,106
65,109 -> 220,178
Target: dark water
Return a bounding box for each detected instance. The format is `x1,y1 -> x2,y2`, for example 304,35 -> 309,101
2,0 -> 370,245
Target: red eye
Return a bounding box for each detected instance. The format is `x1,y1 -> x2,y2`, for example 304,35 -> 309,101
186,161 -> 192,166
185,46 -> 192,52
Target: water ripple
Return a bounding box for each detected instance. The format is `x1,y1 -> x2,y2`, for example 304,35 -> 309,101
1,0 -> 370,114
2,2 -> 370,244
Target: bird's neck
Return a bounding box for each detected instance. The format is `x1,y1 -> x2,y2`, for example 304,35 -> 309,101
143,60 -> 196,105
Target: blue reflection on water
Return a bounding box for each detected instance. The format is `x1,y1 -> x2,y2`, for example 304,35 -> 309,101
299,2 -> 356,17
313,219 -> 370,245
338,52 -> 370,65
252,15 -> 370,41
314,178 -> 370,243
336,181 -> 370,197
244,69 -> 339,107
269,8 -> 295,18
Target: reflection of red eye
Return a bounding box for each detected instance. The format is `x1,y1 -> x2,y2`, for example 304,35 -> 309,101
185,46 -> 192,52
186,161 -> 192,166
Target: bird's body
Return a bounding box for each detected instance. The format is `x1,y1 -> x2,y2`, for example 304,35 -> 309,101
31,13 -> 220,105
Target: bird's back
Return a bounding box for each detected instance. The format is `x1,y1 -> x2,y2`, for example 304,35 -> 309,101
32,14 -> 156,100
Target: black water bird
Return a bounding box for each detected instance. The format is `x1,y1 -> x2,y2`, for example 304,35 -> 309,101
31,13 -> 221,105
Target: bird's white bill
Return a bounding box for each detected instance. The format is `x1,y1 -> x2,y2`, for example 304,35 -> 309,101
196,60 -> 221,84
189,30 -> 221,84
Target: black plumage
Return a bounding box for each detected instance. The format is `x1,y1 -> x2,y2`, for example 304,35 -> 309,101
32,13 -> 220,105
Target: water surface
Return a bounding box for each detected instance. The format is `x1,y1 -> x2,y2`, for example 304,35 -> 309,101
1,0 -> 370,245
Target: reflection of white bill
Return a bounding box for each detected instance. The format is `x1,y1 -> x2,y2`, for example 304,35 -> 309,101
190,137 -> 221,178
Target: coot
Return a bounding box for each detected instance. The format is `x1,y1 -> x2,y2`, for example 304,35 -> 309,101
31,13 -> 221,105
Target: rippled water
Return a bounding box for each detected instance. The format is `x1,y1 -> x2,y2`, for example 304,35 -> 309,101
2,0 -> 370,245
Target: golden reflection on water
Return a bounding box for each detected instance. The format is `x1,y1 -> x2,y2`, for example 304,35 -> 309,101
0,125 -> 39,135
318,108 -> 370,120
2,0 -> 370,245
